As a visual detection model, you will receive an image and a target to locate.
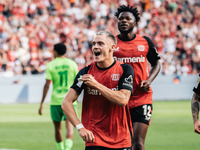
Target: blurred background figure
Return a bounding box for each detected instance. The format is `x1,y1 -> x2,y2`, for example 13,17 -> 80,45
39,43 -> 78,150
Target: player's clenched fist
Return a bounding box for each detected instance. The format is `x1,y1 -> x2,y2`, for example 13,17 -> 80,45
78,128 -> 95,142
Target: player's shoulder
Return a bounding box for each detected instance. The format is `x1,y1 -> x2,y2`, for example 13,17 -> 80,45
141,35 -> 154,43
120,63 -> 133,72
79,63 -> 92,74
65,58 -> 78,66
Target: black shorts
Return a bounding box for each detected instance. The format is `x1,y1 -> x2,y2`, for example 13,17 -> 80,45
130,104 -> 153,125
85,146 -> 132,150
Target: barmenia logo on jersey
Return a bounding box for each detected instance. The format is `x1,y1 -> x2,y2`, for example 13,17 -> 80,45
87,86 -> 118,95
113,55 -> 145,63
111,74 -> 120,81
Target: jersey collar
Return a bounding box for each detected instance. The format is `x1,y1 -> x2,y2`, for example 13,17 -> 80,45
95,60 -> 116,70
117,34 -> 136,41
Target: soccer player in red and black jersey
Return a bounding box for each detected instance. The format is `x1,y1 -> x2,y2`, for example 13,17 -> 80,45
191,74 -> 200,134
113,5 -> 161,150
62,31 -> 134,150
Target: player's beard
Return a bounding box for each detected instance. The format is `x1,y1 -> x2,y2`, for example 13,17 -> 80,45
118,27 -> 134,35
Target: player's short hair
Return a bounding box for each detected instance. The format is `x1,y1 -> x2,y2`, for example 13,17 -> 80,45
53,43 -> 66,55
96,31 -> 117,46
115,5 -> 140,24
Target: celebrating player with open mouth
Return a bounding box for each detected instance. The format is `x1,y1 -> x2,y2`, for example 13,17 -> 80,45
62,31 -> 134,150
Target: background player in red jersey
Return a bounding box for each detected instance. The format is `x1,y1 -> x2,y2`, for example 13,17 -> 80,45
62,31 -> 134,150
191,74 -> 200,134
114,5 -> 161,150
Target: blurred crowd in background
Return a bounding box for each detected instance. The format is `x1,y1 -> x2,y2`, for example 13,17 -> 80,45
0,0 -> 199,77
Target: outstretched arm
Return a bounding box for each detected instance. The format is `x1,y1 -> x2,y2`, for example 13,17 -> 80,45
191,92 -> 200,134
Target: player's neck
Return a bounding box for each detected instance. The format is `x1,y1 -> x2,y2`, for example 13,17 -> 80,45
119,32 -> 135,41
96,58 -> 114,69
55,55 -> 65,59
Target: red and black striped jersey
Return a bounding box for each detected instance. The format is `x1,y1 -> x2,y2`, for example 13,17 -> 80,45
71,60 -> 133,148
113,34 -> 160,108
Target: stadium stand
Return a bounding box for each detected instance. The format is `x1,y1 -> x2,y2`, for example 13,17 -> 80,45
0,0 -> 199,76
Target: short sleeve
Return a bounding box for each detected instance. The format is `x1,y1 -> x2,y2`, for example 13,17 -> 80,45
71,65 -> 91,94
45,64 -> 52,80
143,36 -> 160,66
118,64 -> 134,94
193,74 -> 200,96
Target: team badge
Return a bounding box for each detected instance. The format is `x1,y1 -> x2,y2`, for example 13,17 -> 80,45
137,45 -> 145,51
111,74 -> 120,81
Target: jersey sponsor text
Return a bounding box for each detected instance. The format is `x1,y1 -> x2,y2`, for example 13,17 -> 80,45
87,86 -> 119,95
113,55 -> 145,63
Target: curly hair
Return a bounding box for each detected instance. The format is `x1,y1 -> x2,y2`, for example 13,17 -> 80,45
115,5 -> 140,24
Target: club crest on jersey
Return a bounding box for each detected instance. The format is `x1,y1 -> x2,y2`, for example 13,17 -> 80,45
137,45 -> 145,51
111,74 -> 120,81
114,46 -> 119,52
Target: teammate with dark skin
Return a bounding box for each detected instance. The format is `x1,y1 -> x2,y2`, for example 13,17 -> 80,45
115,5 -> 161,150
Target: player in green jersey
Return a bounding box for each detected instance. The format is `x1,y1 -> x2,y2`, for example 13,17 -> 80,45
38,43 -> 78,150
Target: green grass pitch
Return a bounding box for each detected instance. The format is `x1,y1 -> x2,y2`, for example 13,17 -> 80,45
0,100 -> 199,150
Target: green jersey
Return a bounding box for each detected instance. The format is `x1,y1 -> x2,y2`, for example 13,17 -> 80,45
45,57 -> 78,105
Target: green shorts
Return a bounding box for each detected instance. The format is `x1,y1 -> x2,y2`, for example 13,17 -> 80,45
50,105 -> 77,122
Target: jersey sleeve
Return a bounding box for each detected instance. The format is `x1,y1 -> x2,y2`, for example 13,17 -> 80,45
143,36 -> 160,66
193,74 -> 200,96
71,65 -> 91,94
118,64 -> 134,94
45,64 -> 52,80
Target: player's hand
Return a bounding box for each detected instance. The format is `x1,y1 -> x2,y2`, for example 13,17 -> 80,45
78,128 -> 95,142
140,80 -> 151,92
81,74 -> 98,88
38,104 -> 43,115
194,121 -> 200,134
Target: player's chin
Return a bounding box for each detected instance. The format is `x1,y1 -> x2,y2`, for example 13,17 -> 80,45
94,57 -> 101,62
119,28 -> 132,34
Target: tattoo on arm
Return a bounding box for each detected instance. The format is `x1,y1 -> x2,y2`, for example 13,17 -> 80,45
191,93 -> 200,122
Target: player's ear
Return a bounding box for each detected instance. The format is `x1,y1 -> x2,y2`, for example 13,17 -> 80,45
110,44 -> 115,52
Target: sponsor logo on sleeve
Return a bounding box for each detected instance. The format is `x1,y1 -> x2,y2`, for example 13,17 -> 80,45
123,75 -> 133,88
195,77 -> 200,88
76,80 -> 83,88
